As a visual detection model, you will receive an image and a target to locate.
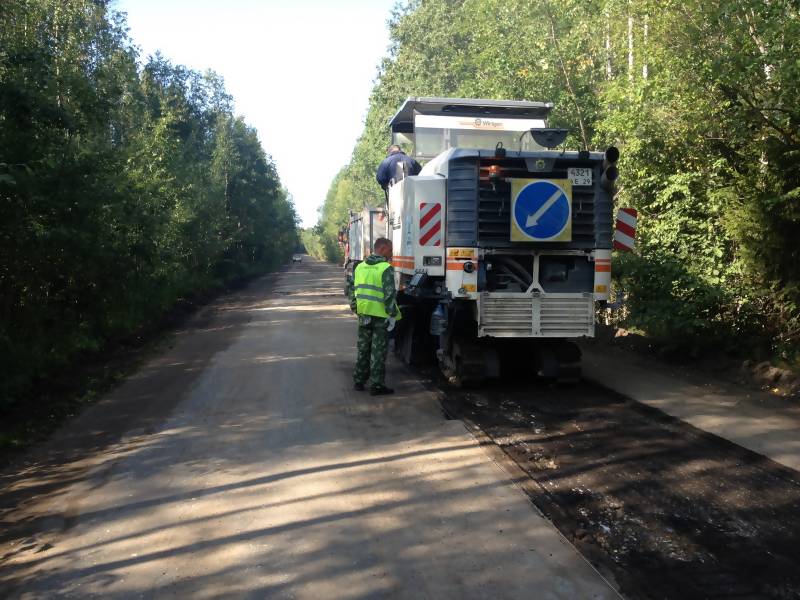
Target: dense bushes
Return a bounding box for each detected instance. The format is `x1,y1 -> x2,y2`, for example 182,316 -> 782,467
315,0 -> 799,363
0,1 -> 298,407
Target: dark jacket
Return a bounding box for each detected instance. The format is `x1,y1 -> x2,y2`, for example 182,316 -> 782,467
376,151 -> 422,190
349,254 -> 399,317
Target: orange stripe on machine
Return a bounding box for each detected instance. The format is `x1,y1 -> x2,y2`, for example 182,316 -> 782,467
392,259 -> 415,269
595,258 -> 611,272
446,259 -> 477,271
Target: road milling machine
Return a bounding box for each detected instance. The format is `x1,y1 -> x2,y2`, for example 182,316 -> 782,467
385,97 -> 618,384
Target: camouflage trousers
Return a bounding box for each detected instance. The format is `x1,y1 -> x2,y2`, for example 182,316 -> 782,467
353,316 -> 389,389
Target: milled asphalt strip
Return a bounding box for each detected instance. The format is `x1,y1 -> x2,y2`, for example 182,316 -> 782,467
581,346 -> 800,473
2,257 -> 619,599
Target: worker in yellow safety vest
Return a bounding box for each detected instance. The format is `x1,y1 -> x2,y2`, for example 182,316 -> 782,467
350,237 -> 401,395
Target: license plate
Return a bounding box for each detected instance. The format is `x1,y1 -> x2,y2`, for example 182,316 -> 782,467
568,167 -> 593,186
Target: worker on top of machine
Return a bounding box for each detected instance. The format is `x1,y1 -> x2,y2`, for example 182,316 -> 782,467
350,238 -> 401,396
375,144 -> 421,190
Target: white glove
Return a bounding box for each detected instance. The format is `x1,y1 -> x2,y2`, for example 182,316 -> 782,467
386,317 -> 396,332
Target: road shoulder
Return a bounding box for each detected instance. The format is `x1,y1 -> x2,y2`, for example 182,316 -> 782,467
580,341 -> 800,472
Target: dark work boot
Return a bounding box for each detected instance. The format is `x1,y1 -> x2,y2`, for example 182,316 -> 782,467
369,385 -> 394,396
354,382 -> 365,391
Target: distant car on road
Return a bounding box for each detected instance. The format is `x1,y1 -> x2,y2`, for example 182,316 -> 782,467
292,255 -> 303,263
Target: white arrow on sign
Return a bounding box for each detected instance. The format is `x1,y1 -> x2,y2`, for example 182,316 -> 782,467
525,188 -> 564,228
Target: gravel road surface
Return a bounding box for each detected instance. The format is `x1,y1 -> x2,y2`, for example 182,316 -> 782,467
0,257 -> 618,599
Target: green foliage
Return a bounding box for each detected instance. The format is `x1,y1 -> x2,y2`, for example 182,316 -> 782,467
315,0 -> 799,362
300,226 -> 339,263
612,252 -> 760,354
600,0 -> 800,359
0,1 -> 298,408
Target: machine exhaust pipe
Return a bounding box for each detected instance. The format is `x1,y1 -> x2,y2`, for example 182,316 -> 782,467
601,165 -> 619,191
604,146 -> 620,166
601,146 -> 620,191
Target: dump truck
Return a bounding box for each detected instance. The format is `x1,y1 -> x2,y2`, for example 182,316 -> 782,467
385,97 -> 618,384
343,206 -> 390,287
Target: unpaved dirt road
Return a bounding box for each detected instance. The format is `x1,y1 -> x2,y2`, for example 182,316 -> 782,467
0,258 -> 617,599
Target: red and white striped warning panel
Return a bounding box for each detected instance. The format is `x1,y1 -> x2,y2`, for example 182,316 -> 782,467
419,202 -> 442,247
614,208 -> 637,252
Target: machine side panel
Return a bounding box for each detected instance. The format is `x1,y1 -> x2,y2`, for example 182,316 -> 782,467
411,177 -> 446,278
389,179 -> 415,277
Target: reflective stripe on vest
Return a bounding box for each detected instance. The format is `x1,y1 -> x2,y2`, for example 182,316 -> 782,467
353,261 -> 401,319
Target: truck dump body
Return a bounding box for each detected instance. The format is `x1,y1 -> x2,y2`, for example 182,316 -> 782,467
343,207 -> 390,295
346,207 -> 389,262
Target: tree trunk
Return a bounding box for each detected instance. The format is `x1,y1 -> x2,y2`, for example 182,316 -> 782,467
605,8 -> 613,80
642,15 -> 649,80
542,0 -> 589,149
628,13 -> 634,82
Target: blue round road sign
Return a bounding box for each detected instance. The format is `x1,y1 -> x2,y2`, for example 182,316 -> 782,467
513,180 -> 570,240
